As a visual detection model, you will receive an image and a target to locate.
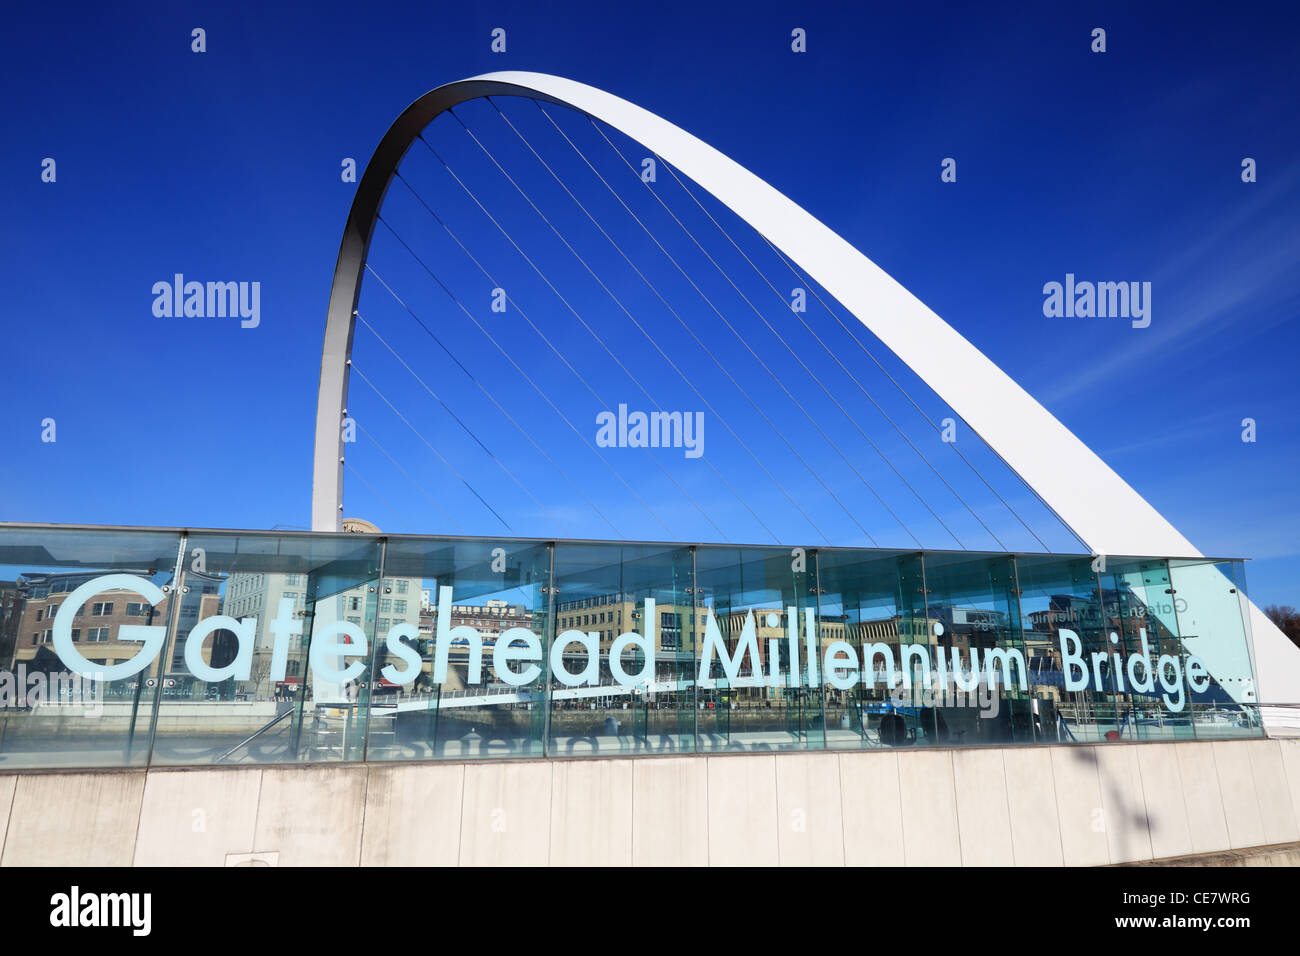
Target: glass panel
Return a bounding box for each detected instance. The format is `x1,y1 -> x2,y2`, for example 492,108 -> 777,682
1170,558 -> 1263,739
1014,553 -> 1112,743
693,545 -> 821,753
922,552 -> 1028,746
813,549 -> 913,750
0,527 -> 182,769
548,542 -> 693,756
1103,557 -> 1193,741
148,531 -> 383,766
0,524 -> 1264,765
365,536 -> 551,760
893,552 -> 932,746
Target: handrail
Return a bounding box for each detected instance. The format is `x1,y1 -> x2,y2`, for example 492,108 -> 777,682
215,706 -> 295,763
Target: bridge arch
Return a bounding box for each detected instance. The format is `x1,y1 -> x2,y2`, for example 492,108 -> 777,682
311,71 -> 1296,710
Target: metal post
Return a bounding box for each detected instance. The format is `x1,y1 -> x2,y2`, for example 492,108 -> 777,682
358,537 -> 388,763
541,543 -> 555,757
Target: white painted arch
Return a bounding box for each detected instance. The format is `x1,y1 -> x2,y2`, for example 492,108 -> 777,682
312,71 -> 1299,712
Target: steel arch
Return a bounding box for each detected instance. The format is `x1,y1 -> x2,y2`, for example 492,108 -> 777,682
311,72 -> 1297,709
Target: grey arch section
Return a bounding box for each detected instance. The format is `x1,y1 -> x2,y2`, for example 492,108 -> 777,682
311,72 -> 1299,712
312,77 -> 572,534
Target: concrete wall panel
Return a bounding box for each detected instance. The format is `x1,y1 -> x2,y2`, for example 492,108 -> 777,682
360,763 -> 464,866
952,749 -> 1014,866
1003,747 -> 1064,866
631,757 -> 708,866
1245,740 -> 1299,846
1279,738 -> 1300,830
1212,741 -> 1265,849
2,770 -> 145,866
134,768 -> 261,866
0,777 -> 14,856
706,754 -> 778,866
1176,743 -> 1231,853
458,761 -> 552,866
3,737 -> 1294,867
898,750 -> 961,866
253,765 -> 366,867
838,751 -> 904,866
550,759 -> 633,866
775,752 -> 844,866
1050,746 -> 1109,866
1136,743 -> 1193,859
1095,745 -> 1153,863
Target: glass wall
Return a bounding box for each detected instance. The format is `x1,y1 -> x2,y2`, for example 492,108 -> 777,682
366,536 -> 551,761
0,524 -> 1264,770
151,531 -> 384,766
0,526 -> 182,769
814,549 -> 917,749
548,542 -> 693,756
922,551 -> 1028,747
1101,557 -> 1194,742
1170,557 -> 1262,739
1015,553 -> 1116,743
694,546 -> 821,753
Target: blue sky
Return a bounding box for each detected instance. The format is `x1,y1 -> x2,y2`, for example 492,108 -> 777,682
2,1 -> 1298,606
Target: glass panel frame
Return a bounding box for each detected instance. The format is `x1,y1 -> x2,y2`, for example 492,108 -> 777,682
0,525 -> 1265,768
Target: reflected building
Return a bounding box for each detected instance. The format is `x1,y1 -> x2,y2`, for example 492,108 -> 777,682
220,570 -> 422,696
0,580 -> 21,667
10,570 -> 220,675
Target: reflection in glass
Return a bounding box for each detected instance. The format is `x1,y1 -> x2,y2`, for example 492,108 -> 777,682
0,527 -> 182,769
0,525 -> 1266,769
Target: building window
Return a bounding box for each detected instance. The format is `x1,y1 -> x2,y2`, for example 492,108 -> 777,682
397,580 -> 409,594
394,600 -> 407,615
126,602 -> 147,616
91,602 -> 114,616
71,628 -> 80,642
87,627 -> 110,642
380,599 -> 392,613
35,608 -> 43,622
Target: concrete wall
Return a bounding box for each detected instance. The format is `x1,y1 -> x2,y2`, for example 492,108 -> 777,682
3,737 -> 1299,866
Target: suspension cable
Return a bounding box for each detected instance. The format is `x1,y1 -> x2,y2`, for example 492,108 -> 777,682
478,97 -> 828,545
512,102 -> 882,546
389,173 -> 731,545
762,239 -> 1068,552
484,101 -> 900,546
352,412 -> 466,534
364,258 -> 626,539
351,362 -> 512,532
355,311 -> 568,535
414,127 -> 726,542
584,118 -> 954,548
651,151 -> 1007,550
344,460 -> 413,532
